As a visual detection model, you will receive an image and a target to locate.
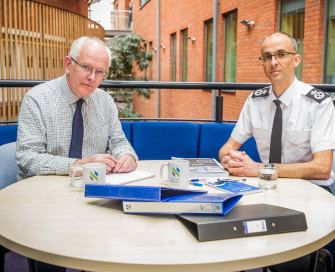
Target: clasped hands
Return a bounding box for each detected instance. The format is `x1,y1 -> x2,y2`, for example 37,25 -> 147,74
221,150 -> 258,177
74,153 -> 137,174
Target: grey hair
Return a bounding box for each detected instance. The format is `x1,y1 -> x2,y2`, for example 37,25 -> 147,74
260,31 -> 298,54
69,36 -> 112,69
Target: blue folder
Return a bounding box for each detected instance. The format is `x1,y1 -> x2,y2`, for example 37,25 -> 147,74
85,184 -> 207,201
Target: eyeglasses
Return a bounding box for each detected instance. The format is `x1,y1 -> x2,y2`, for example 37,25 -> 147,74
70,57 -> 108,79
259,51 -> 296,63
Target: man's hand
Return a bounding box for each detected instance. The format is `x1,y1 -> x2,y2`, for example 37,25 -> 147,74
113,154 -> 137,173
74,154 -> 117,173
222,150 -> 259,177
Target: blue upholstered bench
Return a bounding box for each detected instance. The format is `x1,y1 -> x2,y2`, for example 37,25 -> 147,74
0,122 -> 260,161
0,125 -> 19,190
132,121 -> 201,160
0,124 -> 18,146
0,123 -> 131,147
120,121 -> 132,143
199,123 -> 261,162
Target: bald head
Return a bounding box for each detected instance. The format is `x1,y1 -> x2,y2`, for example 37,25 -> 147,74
260,32 -> 297,55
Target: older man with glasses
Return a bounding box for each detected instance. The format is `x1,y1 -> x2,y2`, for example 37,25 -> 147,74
16,36 -> 138,182
219,31 -> 335,271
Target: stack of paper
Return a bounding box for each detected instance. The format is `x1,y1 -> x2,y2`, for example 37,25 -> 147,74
106,169 -> 155,185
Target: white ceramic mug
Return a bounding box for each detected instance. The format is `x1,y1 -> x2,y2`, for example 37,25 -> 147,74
69,163 -> 106,189
160,160 -> 189,189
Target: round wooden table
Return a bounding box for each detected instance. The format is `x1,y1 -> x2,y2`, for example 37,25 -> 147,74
0,160 -> 334,272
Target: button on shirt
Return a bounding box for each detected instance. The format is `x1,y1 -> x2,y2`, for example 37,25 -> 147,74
231,78 -> 335,186
16,75 -> 138,181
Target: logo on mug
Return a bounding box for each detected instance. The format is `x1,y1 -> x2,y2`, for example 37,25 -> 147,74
90,171 -> 99,182
172,167 -> 180,177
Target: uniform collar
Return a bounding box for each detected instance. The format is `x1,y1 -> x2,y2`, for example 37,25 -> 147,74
271,77 -> 298,108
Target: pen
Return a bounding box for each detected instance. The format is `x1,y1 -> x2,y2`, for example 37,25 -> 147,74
190,178 -> 207,182
216,178 -> 233,181
108,136 -> 112,155
108,136 -> 116,172
215,181 -> 228,185
214,179 -> 236,185
190,182 -> 203,186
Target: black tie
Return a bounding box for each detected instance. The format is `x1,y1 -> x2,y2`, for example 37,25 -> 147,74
269,99 -> 282,163
69,99 -> 84,158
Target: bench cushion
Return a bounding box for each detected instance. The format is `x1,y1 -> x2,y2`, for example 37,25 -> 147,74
132,121 -> 201,160
0,124 -> 18,146
120,121 -> 132,143
199,123 -> 261,162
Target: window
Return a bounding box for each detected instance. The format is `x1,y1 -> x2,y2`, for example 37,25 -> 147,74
224,11 -> 237,82
181,29 -> 188,82
205,19 -> 213,82
325,0 -> 335,83
144,43 -> 148,80
149,42 -> 153,80
171,33 -> 177,81
280,0 -> 305,80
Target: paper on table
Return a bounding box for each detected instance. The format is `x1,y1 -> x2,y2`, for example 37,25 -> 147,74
106,169 -> 155,185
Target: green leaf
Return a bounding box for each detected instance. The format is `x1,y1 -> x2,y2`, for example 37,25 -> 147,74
106,33 -> 153,115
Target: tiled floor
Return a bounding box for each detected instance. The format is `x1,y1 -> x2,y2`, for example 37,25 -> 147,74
4,251 -> 268,272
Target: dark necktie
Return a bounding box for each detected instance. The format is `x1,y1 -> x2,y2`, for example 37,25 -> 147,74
269,99 -> 282,163
69,99 -> 84,159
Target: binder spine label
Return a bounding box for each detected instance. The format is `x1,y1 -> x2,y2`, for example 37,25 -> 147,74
243,220 -> 267,234
123,202 -> 224,214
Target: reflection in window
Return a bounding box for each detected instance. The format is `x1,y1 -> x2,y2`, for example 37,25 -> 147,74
140,0 -> 150,7
171,33 -> 177,81
224,11 -> 237,82
280,0 -> 305,80
181,29 -> 188,82
326,0 -> 335,83
205,19 -> 213,82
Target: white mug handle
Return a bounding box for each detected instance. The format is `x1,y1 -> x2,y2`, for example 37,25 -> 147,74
160,163 -> 169,182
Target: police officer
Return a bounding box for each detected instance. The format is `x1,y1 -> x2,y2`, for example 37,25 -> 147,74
219,31 -> 335,195
219,31 -> 335,272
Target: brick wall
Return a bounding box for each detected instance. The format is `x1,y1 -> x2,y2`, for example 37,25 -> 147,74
132,0 -> 326,121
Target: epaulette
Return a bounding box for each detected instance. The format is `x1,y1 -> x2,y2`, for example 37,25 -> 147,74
305,88 -> 329,104
252,87 -> 270,98
252,86 -> 270,98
